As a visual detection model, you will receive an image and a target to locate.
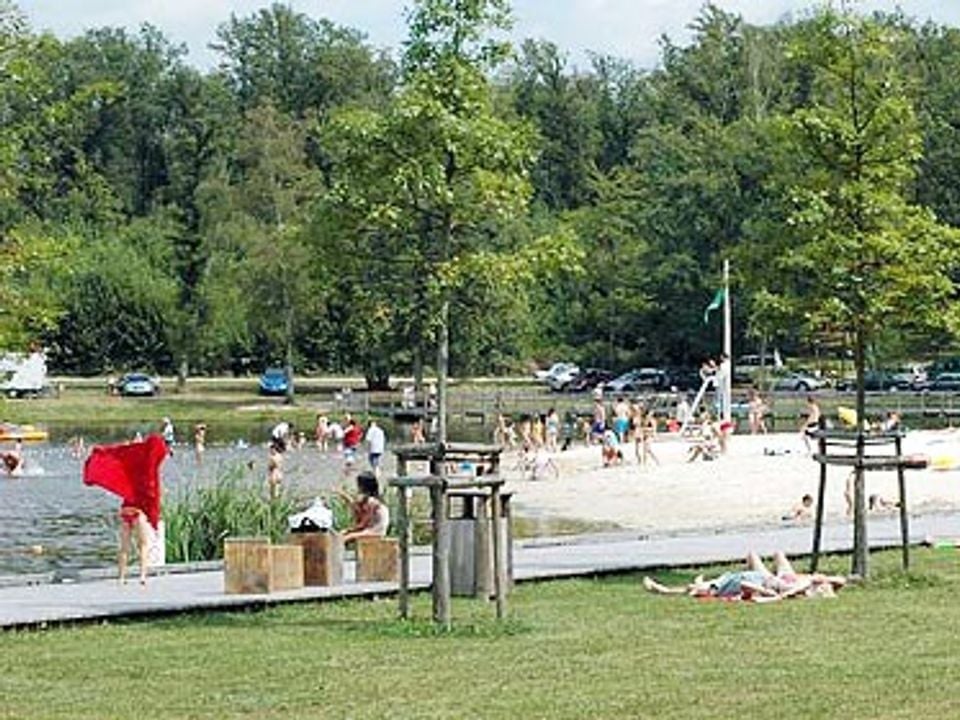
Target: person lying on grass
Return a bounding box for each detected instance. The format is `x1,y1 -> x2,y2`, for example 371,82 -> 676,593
642,551 -> 847,602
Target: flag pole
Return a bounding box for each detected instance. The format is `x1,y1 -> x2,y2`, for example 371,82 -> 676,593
722,258 -> 732,426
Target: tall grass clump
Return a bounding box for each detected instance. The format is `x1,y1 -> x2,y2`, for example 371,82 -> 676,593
163,464 -> 300,563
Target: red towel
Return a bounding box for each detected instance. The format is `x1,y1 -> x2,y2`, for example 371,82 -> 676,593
83,434 -> 166,529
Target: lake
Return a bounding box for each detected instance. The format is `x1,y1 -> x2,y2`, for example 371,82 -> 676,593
0,440 -> 402,577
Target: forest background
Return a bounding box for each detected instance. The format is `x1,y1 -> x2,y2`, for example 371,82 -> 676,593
3,0 -> 960,389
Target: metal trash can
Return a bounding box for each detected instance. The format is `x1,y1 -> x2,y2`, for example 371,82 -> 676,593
447,490 -> 513,597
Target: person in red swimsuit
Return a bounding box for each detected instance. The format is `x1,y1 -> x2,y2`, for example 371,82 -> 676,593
118,504 -> 149,585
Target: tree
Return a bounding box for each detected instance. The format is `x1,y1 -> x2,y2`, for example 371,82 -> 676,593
197,103 -> 322,397
213,3 -> 395,118
746,8 -> 960,576
323,0 -> 544,437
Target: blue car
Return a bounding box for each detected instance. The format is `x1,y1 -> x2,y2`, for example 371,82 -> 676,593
258,368 -> 289,396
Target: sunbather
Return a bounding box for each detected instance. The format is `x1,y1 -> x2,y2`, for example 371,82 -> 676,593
642,551 -> 846,602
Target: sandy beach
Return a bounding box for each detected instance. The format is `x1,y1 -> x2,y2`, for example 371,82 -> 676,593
503,430 -> 960,536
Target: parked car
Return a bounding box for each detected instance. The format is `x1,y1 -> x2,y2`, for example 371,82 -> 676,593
564,368 -> 616,393
772,371 -> 823,392
258,367 -> 290,396
534,362 -> 577,382
836,370 -> 911,392
118,372 -> 159,397
665,367 -> 703,392
603,367 -> 670,394
931,372 -> 960,391
547,364 -> 582,391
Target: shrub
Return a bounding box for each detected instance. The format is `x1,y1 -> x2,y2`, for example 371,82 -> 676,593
163,464 -> 300,563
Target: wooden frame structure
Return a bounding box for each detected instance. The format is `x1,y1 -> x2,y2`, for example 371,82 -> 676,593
810,426 -> 926,573
389,442 -> 507,628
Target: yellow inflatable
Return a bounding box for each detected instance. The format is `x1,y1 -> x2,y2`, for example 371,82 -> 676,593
0,423 -> 49,442
837,406 -> 858,428
930,455 -> 960,472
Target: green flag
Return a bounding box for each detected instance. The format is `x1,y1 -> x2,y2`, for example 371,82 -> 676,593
703,288 -> 725,324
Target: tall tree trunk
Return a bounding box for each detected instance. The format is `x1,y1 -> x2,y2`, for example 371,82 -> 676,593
413,344 -> 424,393
284,304 -> 295,405
852,327 -> 868,577
436,299 -> 449,444
177,355 -> 188,393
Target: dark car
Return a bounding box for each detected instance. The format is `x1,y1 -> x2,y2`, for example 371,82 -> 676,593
118,372 -> 159,397
931,372 -> 960,391
564,368 -> 616,393
258,367 -> 290,396
603,367 -> 670,394
665,367 -> 703,392
836,371 -> 911,392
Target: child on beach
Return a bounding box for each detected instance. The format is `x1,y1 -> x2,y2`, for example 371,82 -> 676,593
782,494 -> 814,522
602,428 -> 624,467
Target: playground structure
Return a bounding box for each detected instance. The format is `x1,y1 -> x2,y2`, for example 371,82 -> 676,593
390,442 -> 509,629
809,421 -> 927,573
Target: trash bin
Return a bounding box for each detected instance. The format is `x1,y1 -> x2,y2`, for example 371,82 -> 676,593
448,490 -> 513,598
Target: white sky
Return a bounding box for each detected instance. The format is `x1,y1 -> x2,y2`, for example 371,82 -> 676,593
18,1 -> 960,70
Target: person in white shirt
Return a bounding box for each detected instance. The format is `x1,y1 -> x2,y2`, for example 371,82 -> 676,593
365,419 -> 387,475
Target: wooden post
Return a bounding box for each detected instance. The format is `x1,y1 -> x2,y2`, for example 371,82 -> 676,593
397,487 -> 411,619
430,483 -> 451,629
396,456 -> 411,620
491,484 -> 505,619
896,434 -> 910,570
811,420 -> 827,572
852,431 -> 868,577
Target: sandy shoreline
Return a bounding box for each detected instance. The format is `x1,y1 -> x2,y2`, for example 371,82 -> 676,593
502,430 -> 960,536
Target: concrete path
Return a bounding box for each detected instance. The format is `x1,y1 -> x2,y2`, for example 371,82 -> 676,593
2,513 -> 959,630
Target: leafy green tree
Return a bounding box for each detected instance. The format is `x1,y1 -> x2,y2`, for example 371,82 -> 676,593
213,3 -> 395,117
507,40 -> 601,210
746,8 -> 960,576
196,103 -> 322,397
46,215 -> 179,372
322,0 -> 543,435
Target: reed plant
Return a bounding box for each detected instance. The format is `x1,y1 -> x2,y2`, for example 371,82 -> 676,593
163,464 -> 301,563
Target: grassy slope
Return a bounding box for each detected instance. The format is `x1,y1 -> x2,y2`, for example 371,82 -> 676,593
1,549 -> 958,719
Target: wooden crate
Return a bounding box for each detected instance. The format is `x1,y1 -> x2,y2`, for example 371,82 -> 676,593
355,537 -> 399,582
223,537 -> 304,594
288,532 -> 343,586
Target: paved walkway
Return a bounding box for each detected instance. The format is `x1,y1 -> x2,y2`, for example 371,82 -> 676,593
3,514 -> 959,630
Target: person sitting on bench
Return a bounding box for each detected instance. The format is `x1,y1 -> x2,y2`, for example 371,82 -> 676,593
340,472 -> 390,543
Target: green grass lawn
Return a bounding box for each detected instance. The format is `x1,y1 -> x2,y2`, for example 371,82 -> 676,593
2,549 -> 959,719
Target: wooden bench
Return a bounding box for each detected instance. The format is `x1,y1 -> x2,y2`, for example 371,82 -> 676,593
223,537 -> 304,594
355,537 -> 399,582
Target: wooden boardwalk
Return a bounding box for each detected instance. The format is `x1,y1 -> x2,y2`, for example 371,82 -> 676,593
2,513 -> 959,630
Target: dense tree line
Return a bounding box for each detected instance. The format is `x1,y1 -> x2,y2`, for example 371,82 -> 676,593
2,0 -> 959,389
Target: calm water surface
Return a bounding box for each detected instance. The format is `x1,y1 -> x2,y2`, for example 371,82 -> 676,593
0,441 -> 401,576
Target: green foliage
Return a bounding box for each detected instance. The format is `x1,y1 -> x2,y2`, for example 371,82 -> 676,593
6,0 -> 960,381
163,464 -> 300,563
742,9 -> 960,359
45,217 -> 179,373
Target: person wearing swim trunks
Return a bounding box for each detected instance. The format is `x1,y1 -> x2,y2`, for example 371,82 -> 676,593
800,395 -> 821,453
